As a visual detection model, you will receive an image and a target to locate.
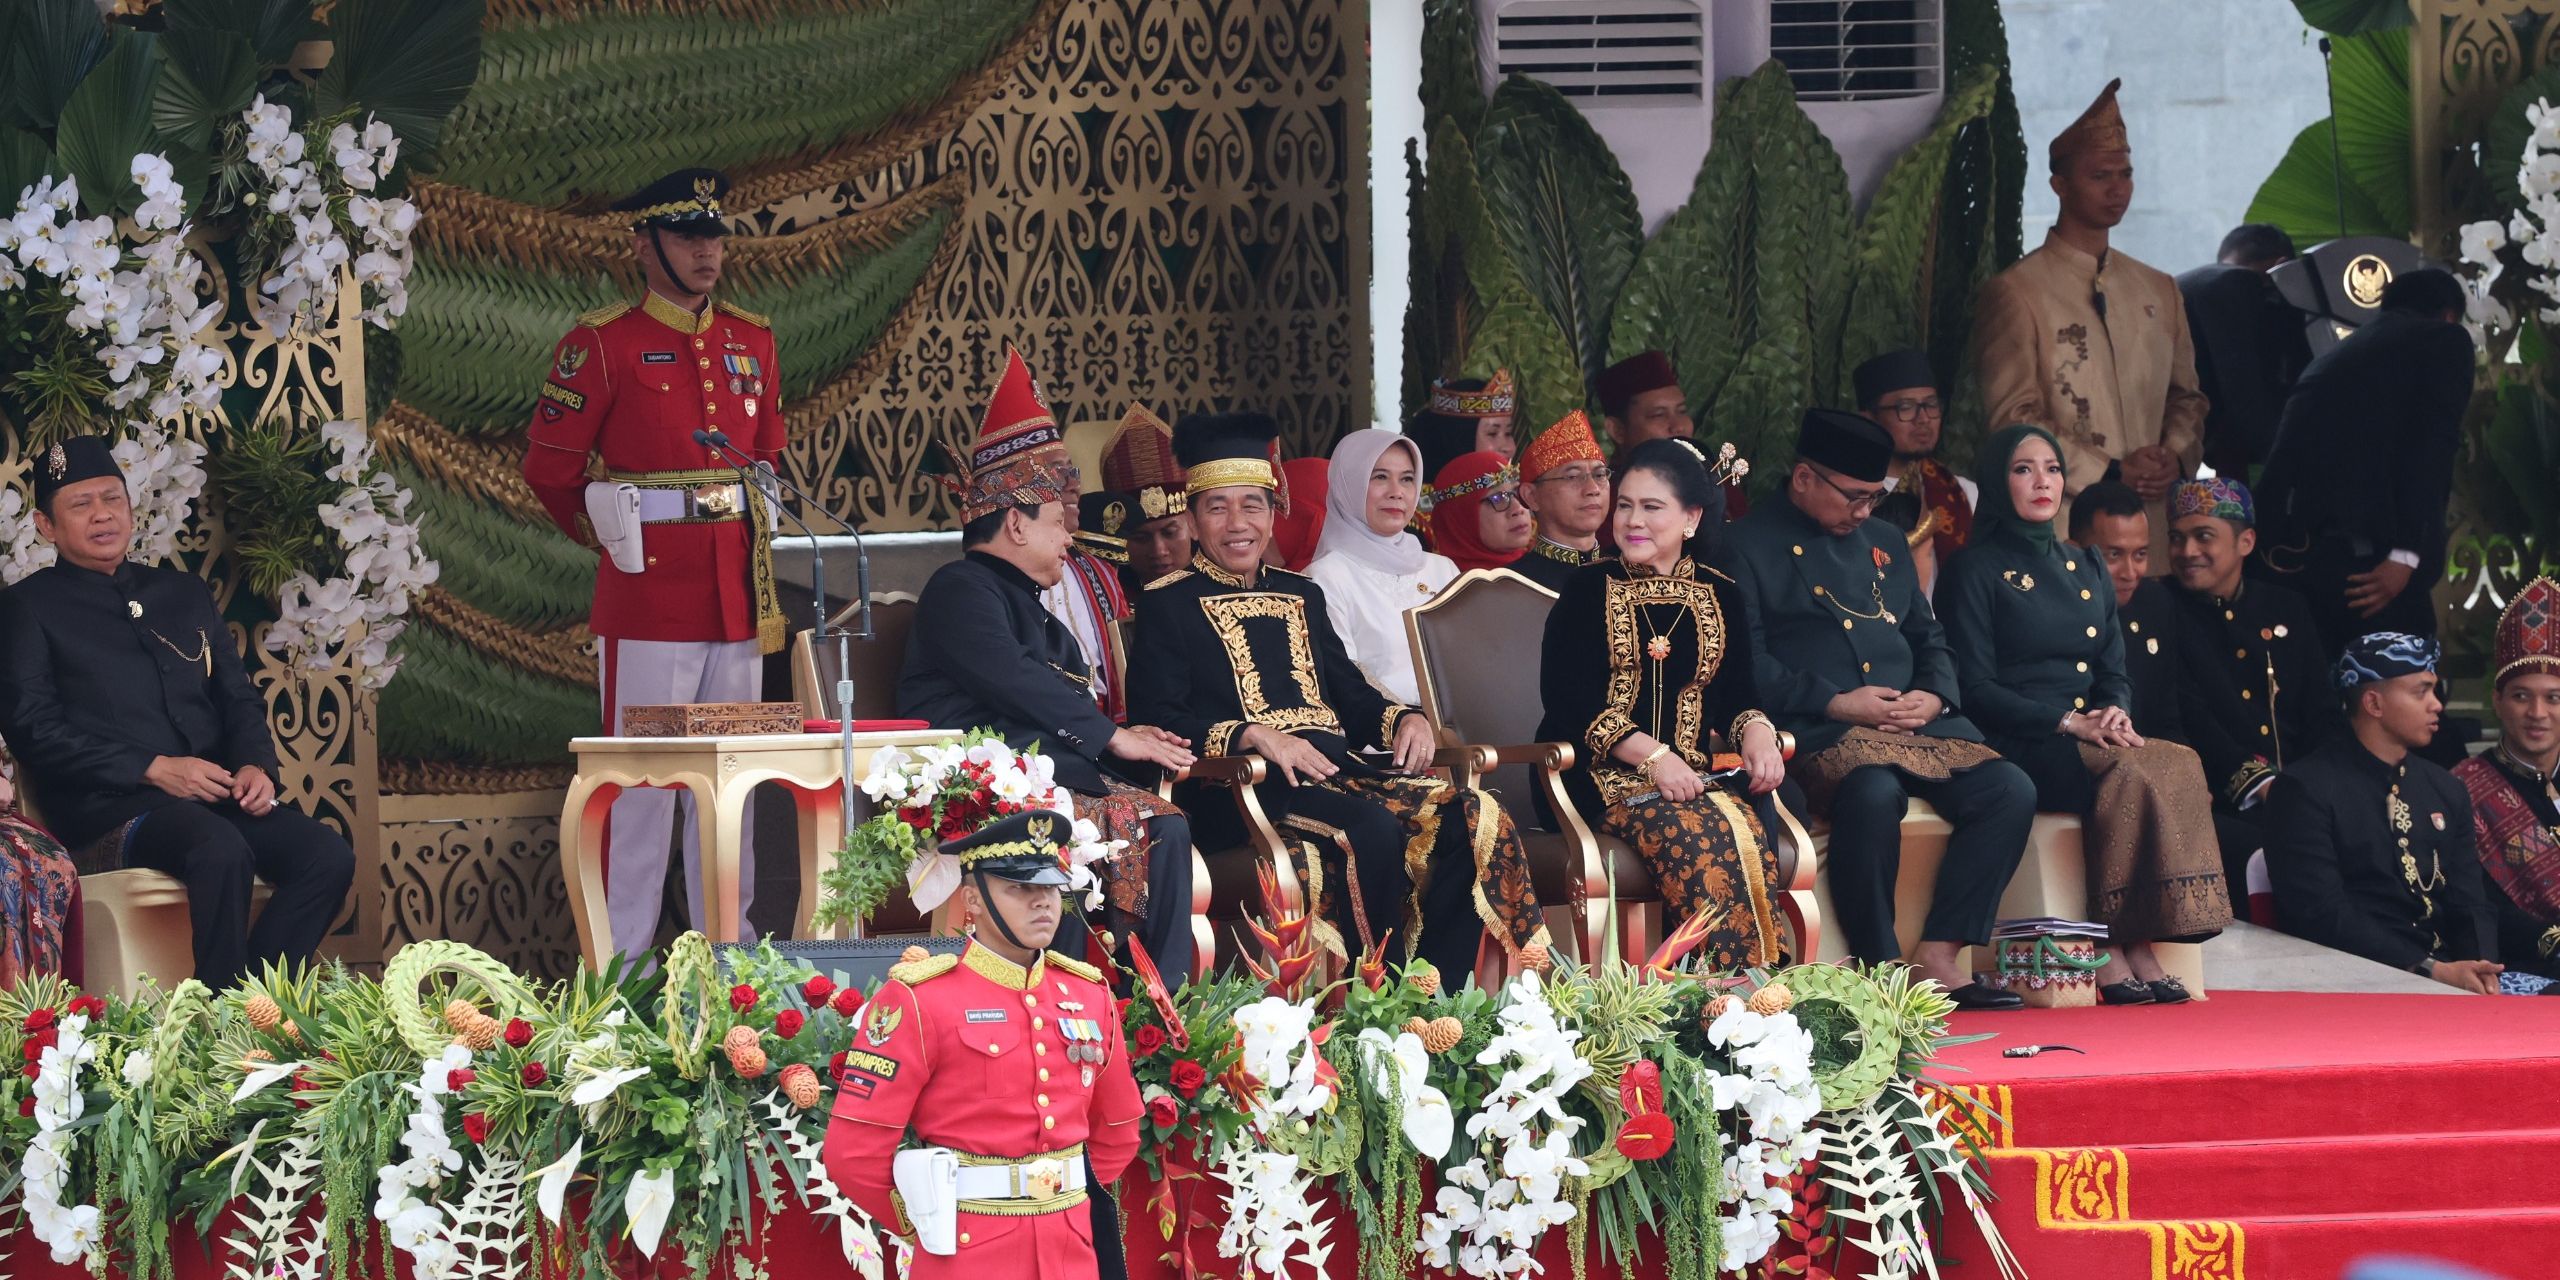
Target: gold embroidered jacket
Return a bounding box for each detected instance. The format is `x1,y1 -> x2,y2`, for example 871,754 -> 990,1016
1535,558 -> 1772,811
1127,555 -> 1416,761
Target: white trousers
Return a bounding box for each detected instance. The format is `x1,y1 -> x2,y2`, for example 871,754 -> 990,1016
600,637 -> 759,958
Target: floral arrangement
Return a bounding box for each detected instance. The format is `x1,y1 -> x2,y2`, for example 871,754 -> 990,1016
0,936 -> 899,1280
814,731 -> 1124,931
1113,901 -> 2009,1280
233,95 -> 419,335
254,418 -> 440,689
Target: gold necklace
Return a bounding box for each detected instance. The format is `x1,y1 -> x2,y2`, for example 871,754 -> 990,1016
151,626 -> 213,677
2390,776 -> 2445,947
1816,553 -> 1897,625
1635,602 -> 1684,744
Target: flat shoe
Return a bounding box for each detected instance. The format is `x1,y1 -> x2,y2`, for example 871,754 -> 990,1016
2099,979 -> 2157,1005
2144,977 -> 2192,1005
1946,982 -> 2025,1011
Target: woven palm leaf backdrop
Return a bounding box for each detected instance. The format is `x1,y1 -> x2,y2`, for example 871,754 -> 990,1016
375,0 -> 1365,973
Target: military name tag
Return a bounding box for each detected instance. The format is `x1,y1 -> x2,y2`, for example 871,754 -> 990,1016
965,1009 -> 1008,1024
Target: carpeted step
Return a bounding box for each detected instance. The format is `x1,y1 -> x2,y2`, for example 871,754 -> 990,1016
2107,1128 -> 2560,1218
1941,1192 -> 2560,1280
1960,1057 -> 2560,1147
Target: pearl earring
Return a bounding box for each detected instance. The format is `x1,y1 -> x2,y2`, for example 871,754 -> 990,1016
1682,527 -> 1697,538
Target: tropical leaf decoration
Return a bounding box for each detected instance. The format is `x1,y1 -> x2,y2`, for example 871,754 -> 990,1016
1415,23 -> 2025,479
2245,29 -> 2412,246
1474,75 -> 1645,389
2293,0 -> 2412,36
313,0 -> 484,167
52,29 -> 167,221
0,0 -> 111,134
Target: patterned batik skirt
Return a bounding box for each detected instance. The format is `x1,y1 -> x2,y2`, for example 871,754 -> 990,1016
1793,726 -> 2004,813
1280,773 -> 1549,966
0,813 -> 78,987
1601,788 -> 1784,971
2076,740 -> 2233,943
1074,777 -> 1182,935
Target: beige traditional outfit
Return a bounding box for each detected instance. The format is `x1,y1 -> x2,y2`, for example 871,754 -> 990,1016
1970,79 -> 2207,555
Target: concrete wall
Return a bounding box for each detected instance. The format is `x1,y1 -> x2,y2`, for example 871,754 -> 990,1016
2006,0 -> 2333,273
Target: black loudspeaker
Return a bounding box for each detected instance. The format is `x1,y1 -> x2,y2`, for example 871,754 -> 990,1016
715,935 -> 965,1009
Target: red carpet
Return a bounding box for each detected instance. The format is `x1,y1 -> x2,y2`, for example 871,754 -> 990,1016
1929,991 -> 2560,1279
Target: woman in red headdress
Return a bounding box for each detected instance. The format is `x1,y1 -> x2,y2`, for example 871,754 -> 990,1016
1429,452 -> 1533,574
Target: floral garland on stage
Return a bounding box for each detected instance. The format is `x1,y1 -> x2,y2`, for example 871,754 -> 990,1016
0,914 -> 2012,1280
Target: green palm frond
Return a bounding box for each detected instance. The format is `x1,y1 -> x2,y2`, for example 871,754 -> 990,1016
438,0 -> 1038,205
397,462 -> 595,632
377,621 -> 598,764
1834,68 -> 2002,405
1476,74 -> 1645,389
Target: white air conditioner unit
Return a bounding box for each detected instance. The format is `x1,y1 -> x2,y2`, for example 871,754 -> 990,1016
1481,0 -> 1714,232
1477,0 -> 1945,228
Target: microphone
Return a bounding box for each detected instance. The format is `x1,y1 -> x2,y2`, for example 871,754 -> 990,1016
692,428 -> 731,448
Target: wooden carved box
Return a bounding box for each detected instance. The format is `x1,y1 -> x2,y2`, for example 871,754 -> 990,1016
619,702 -> 806,737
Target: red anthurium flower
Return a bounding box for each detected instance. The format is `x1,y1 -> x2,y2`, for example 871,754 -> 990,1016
774,1009 -> 806,1040
1618,1060 -> 1664,1117
802,975 -> 836,1004
462,1113 -> 491,1144
521,1062 -> 549,1087
1614,1112 -> 1676,1161
503,1018 -> 533,1049
830,987 -> 865,1017
728,984 -> 758,1013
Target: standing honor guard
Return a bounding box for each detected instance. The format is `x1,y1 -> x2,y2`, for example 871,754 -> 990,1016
823,809 -> 1143,1277
521,167 -> 783,957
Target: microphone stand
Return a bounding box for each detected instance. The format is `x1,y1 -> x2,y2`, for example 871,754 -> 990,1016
694,431 -> 873,935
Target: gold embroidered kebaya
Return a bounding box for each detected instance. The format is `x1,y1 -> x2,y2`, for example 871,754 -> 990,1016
1202,592 -> 1342,738
1588,560 -> 1731,806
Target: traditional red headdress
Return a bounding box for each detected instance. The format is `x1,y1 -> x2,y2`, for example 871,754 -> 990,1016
2494,575 -> 2560,689
1101,403 -> 1187,520
1518,409 -> 1605,483
949,344 -> 1074,523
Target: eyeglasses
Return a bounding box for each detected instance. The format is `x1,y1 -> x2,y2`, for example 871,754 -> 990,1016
1875,398 -> 1942,423
1483,490 -> 1521,512
1814,469 -> 1889,513
1529,465 -> 1612,489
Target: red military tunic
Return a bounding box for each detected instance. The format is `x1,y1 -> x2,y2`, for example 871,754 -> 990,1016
523,292 -> 784,644
823,943 -> 1143,1279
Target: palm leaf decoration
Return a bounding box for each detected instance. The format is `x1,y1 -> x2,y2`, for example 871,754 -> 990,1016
1475,75 -> 1645,391
1433,122 -> 1585,434
1,0 -> 110,134
437,0 -> 1039,206
2245,29 -> 2411,245
1835,67 -> 2003,406
315,0 -> 484,167
54,31 -> 165,221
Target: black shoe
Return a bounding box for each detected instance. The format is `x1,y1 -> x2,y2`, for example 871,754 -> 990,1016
2099,979 -> 2157,1006
2144,977 -> 2192,1005
1946,982 -> 2026,1011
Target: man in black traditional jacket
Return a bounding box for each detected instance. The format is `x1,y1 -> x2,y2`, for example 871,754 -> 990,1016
902,366 -> 1200,982
2255,268 -> 2473,650
2070,479 -> 2185,743
1127,411 -> 1549,980
1717,409 -> 2032,1009
2264,633 -> 2503,993
0,436 -> 354,989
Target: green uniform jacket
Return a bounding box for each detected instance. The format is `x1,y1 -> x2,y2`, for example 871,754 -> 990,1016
1715,495 -> 1981,758
1936,532 -> 2131,749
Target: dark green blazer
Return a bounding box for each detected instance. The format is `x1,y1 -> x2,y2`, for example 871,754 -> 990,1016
1937,532 -> 2131,749
1715,494 -> 1980,758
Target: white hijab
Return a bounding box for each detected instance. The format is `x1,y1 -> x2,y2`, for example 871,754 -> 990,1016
1310,430 -> 1429,576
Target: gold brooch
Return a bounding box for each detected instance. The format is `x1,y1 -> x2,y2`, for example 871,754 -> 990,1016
44,442 -> 67,479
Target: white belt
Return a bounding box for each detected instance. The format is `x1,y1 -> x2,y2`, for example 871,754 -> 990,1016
633,483 -> 746,523
953,1156 -> 1085,1202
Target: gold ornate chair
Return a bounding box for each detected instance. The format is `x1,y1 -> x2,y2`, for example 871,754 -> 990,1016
1406,567 -> 1822,974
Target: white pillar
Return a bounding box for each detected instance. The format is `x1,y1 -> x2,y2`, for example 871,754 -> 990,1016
1370,0 -> 1427,431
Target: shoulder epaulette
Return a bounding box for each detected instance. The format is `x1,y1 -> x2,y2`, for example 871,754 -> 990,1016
578,301 -> 632,327
1263,564 -> 1310,580
1143,569 -> 1194,591
888,953 -> 960,985
716,300 -> 772,328
1044,952 -> 1103,983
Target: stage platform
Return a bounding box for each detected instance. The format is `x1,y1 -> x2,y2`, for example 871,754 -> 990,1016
1934,989 -> 2560,1279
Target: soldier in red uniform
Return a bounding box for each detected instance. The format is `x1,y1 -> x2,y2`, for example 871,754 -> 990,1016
521,168 -> 785,957
823,809 -> 1143,1278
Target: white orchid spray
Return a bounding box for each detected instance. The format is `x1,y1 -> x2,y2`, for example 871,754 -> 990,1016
1701,1002 -> 1825,1272
21,1009 -> 103,1266
1416,971 -> 1593,1277
240,96 -> 417,333
2457,99 -> 2560,345
263,417 -> 439,688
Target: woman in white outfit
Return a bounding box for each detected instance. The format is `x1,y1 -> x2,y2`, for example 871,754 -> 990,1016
1304,430 -> 1458,706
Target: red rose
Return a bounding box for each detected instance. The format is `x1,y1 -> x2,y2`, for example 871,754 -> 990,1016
21,1007 -> 54,1033
66,996 -> 104,1020
1132,1024 -> 1167,1057
1169,1060 -> 1206,1098
729,984 -> 759,1013
830,987 -> 865,1018
828,1051 -> 848,1077
802,974 -> 836,1004
17,1096 -> 32,1118
503,1018 -> 533,1049
20,1063 -> 37,1080
521,1061 -> 549,1087
462,1112 -> 491,1144
447,1068 -> 476,1092
1147,1095 -> 1179,1128
775,1009 -> 806,1040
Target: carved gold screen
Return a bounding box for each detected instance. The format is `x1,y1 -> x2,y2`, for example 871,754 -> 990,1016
2412,0 -> 2560,255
